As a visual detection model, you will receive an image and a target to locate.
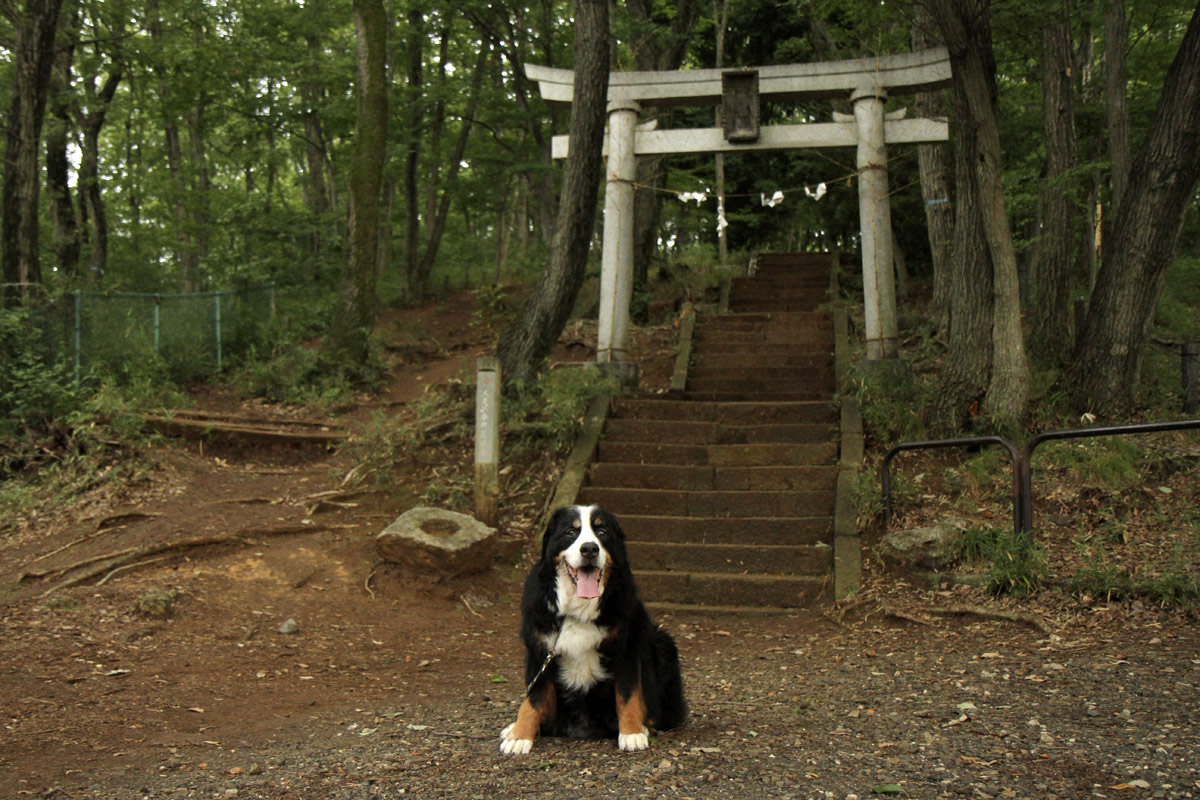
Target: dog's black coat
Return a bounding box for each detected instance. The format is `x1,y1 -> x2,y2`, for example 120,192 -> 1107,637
519,505 -> 687,740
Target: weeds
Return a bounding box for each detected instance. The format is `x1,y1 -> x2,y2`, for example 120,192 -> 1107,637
954,527 -> 1046,596
846,359 -> 927,444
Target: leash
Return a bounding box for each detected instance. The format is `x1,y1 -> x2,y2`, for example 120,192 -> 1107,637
524,629 -> 561,699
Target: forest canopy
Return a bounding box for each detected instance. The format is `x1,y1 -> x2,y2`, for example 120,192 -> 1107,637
1,0 -> 1198,424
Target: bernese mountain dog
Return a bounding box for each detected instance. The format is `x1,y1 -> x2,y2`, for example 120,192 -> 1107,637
500,504 -> 687,754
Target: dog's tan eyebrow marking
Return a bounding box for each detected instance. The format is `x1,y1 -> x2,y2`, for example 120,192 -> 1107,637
572,518 -> 581,529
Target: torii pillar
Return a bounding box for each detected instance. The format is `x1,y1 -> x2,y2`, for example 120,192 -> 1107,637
851,85 -> 899,360
597,100 -> 639,364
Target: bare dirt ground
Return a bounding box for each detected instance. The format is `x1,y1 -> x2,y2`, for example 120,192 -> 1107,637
2,292 -> 1198,800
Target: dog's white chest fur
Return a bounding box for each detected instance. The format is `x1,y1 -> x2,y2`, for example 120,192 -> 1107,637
547,617 -> 609,692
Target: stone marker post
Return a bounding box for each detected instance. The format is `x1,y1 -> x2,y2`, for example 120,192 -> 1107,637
474,357 -> 500,526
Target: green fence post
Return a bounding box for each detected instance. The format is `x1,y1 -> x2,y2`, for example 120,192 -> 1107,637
73,290 -> 82,385
214,291 -> 223,371
153,295 -> 161,356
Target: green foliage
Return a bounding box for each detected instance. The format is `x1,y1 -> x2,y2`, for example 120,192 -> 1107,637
1067,556 -> 1136,602
1037,438 -> 1147,492
847,359 -> 927,445
955,527 -> 1046,596
470,284 -> 519,340
0,310 -> 80,440
504,366 -> 622,456
1068,550 -> 1200,608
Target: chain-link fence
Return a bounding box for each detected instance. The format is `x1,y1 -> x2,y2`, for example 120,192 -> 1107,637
36,285 -> 276,382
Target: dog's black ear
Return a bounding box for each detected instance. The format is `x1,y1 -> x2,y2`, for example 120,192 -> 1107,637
539,506 -> 570,559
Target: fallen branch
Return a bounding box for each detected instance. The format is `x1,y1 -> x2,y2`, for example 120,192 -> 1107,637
461,595 -> 484,618
364,561 -> 385,599
924,604 -> 1050,634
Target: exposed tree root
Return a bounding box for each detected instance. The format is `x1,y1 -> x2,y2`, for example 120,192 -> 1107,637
36,523 -> 326,596
924,604 -> 1051,633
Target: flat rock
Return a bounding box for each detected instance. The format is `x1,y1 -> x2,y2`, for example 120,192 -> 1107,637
880,517 -> 968,570
376,507 -> 497,578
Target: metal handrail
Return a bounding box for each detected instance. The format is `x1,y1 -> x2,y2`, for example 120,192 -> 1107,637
881,419 -> 1200,535
881,436 -> 1023,533
1020,419 -> 1200,532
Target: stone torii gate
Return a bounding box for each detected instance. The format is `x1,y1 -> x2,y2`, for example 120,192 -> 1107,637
526,48 -> 952,363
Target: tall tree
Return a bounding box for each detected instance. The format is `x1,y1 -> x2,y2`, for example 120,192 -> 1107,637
623,0 -> 702,308
1104,0 -> 1131,215
1028,0 -> 1080,359
1,0 -> 66,306
911,5 -> 954,336
1070,2 -> 1200,417
46,5 -> 82,279
929,0 -> 1030,430
498,0 -> 610,385
325,0 -> 388,370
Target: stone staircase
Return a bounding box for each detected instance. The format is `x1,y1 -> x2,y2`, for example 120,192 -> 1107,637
576,253 -> 841,611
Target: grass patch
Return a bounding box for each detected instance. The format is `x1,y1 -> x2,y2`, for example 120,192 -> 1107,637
955,527 -> 1046,596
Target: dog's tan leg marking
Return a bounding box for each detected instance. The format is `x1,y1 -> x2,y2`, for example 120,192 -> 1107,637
616,683 -> 650,752
500,683 -> 556,755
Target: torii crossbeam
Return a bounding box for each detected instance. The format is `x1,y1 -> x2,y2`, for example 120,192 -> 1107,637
527,48 -> 952,363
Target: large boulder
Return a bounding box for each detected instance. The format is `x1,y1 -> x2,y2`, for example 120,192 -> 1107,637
879,518 -> 968,571
376,507 -> 497,579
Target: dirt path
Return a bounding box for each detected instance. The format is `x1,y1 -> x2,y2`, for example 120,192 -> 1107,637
2,292 -> 1198,799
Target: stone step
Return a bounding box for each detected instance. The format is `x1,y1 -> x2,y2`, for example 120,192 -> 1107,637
687,364 -> 835,382
701,317 -> 833,334
754,252 -> 832,268
695,330 -> 833,346
576,487 -> 836,518
728,285 -> 829,300
689,353 -> 833,371
603,420 -> 835,445
610,400 -> 837,426
730,300 -> 827,313
617,514 -> 832,545
685,376 -> 835,396
629,541 -> 832,576
682,389 -> 833,402
634,569 -> 829,608
588,463 -> 837,492
691,340 -> 833,355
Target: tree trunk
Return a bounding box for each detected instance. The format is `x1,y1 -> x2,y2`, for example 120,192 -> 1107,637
1029,3 -> 1079,360
147,0 -> 199,289
1,0 -> 65,306
414,45 -> 490,292
911,5 -> 954,334
625,0 -> 702,313
325,0 -> 388,371
78,71 -> 123,280
1069,3 -> 1200,418
928,59 -> 995,437
497,0 -> 610,386
403,8 -> 423,296
931,0 -> 1030,429
302,33 -> 332,281
1104,0 -> 1131,215
46,13 -> 80,280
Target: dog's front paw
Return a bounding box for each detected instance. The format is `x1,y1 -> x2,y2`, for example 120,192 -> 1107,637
500,723 -> 534,755
618,728 -> 650,752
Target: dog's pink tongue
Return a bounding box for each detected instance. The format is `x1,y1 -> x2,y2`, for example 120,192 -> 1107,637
575,570 -> 602,599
